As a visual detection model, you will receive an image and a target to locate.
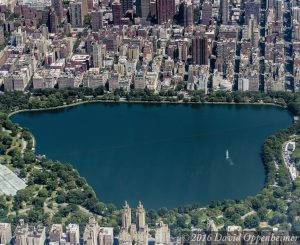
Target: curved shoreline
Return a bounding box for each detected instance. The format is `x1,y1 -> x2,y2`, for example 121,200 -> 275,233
3,92 -> 299,231
7,99 -> 286,118
9,99 -> 292,205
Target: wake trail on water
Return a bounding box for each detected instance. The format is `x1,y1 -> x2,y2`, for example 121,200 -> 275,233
226,159 -> 234,166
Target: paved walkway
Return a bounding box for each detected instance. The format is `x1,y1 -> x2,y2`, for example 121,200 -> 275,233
282,140 -> 299,181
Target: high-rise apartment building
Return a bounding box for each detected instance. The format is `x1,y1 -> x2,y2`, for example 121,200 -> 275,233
108,73 -> 120,91
121,0 -> 133,15
66,224 -> 80,245
26,225 -> 46,245
274,0 -> 283,22
91,10 -> 103,31
80,0 -> 88,17
136,202 -> 146,231
267,0 -> 275,8
226,226 -> 243,245
128,44 -> 139,60
98,228 -> 114,245
14,220 -> 29,245
49,224 -> 63,243
207,220 -> 218,245
0,26 -> 5,45
69,1 -> 83,27
0,223 -> 12,245
178,41 -> 188,62
92,43 -> 102,69
87,0 -> 93,11
179,0 -> 193,27
83,217 -> 99,245
136,202 -> 148,245
244,0 -> 260,24
136,0 -> 150,19
52,0 -> 63,21
155,221 -> 170,245
192,36 -> 209,65
156,0 -> 175,24
49,8 -> 58,33
293,7 -> 300,24
119,202 -> 148,245
112,1 -> 122,25
122,201 -> 131,231
201,0 -> 212,25
134,70 -> 146,89
221,0 -> 229,24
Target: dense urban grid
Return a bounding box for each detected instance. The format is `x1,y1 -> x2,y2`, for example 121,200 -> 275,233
0,0 -> 295,93
2,0 -> 300,244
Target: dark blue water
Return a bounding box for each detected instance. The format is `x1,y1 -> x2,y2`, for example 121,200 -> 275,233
11,103 -> 292,209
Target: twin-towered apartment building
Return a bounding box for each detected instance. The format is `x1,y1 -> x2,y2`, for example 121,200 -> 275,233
0,202 -> 171,245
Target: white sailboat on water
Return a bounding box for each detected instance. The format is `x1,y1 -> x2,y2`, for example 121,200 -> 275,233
226,149 -> 229,159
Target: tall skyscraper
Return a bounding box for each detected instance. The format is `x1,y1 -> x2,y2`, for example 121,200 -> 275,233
192,36 -> 208,65
49,224 -> 63,243
178,41 -> 188,61
128,44 -> 139,60
221,0 -> 229,24
87,0 -> 93,11
122,201 -> 131,230
52,0 -> 63,21
156,0 -> 175,24
0,26 -> 4,45
201,0 -> 212,25
274,0 -> 283,22
292,7 -> 300,24
112,1 -> 122,25
14,220 -> 29,245
248,15 -> 258,46
150,0 -> 156,16
136,0 -> 150,19
136,201 -> 145,230
119,202 -> 133,245
244,0 -> 260,25
83,217 -> 99,245
80,0 -> 88,17
92,43 -> 102,68
185,1 -> 193,26
49,8 -> 58,33
267,0 -> 275,8
69,1 -> 83,27
178,0 -> 192,27
136,202 -> 148,245
121,0 -> 133,15
66,224 -> 80,245
119,202 -> 148,245
91,10 -> 103,31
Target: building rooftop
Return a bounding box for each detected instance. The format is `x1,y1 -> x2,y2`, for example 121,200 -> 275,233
99,227 -> 113,236
67,224 -> 79,233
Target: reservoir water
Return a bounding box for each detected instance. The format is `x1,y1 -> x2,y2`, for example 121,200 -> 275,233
11,103 -> 292,209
